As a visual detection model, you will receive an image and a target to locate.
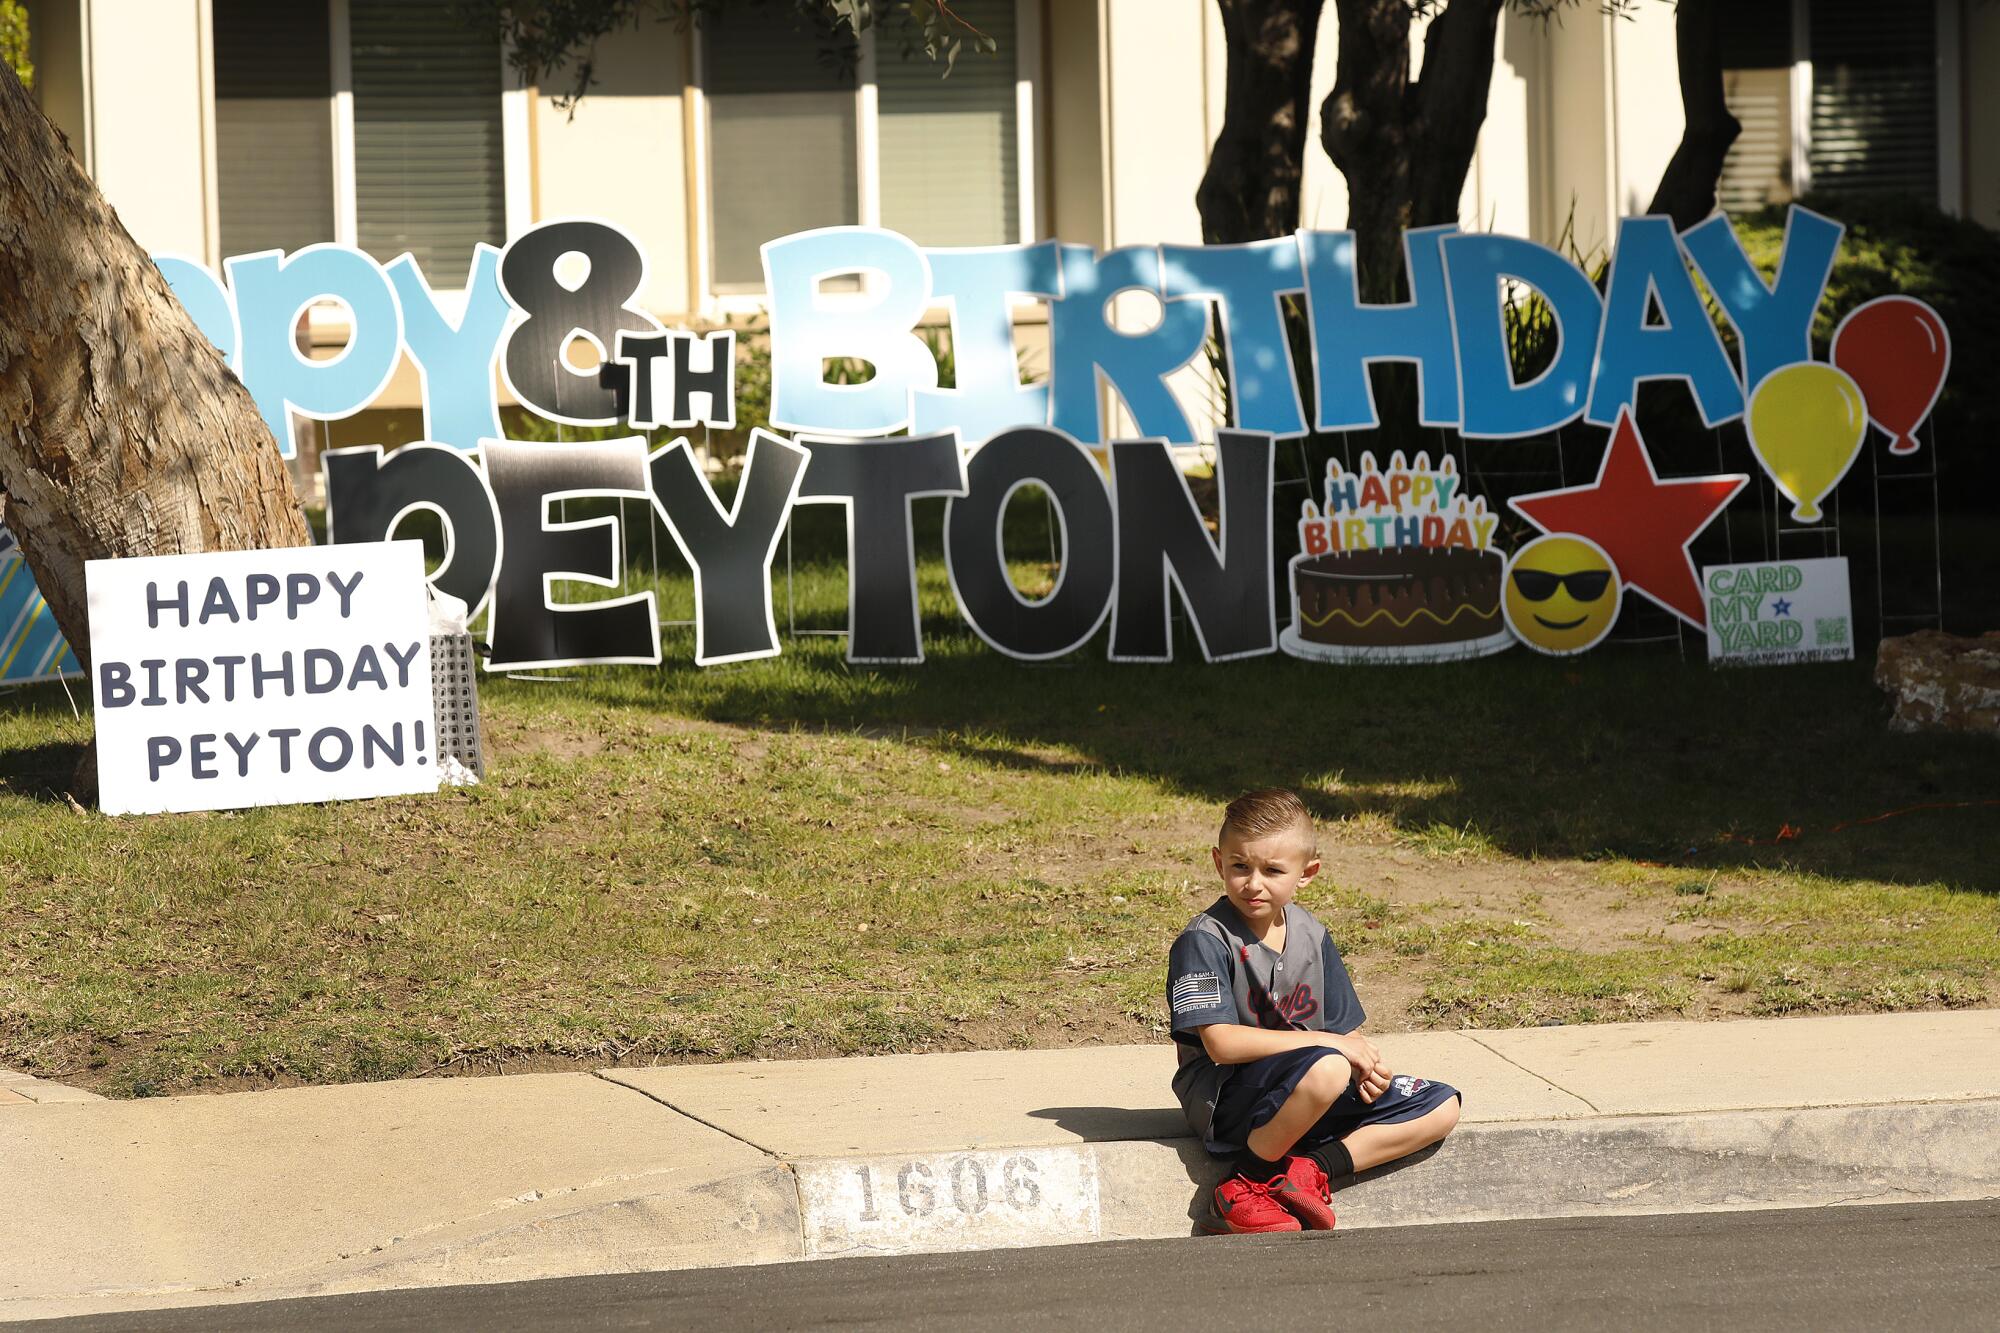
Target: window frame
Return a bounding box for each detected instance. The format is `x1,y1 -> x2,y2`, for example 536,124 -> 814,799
687,0 -> 1043,317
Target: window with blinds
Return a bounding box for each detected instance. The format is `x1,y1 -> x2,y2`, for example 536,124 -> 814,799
702,3 -> 1025,293
1807,0 -> 1938,202
350,0 -> 506,289
1719,68 -> 1794,215
704,13 -> 860,291
877,0 -> 1019,247
213,1 -> 336,259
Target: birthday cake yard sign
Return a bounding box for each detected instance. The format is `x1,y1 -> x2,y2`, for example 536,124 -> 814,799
1282,452 -> 1511,663
7,205 -> 1951,679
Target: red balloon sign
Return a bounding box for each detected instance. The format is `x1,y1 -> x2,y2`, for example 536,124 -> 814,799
1831,296 -> 1951,456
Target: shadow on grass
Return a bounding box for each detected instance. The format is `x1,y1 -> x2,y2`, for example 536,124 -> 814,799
544,622 -> 1999,894
10,510 -> 1991,888
0,737 -> 88,804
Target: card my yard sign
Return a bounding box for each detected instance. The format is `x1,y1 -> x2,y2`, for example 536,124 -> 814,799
86,542 -> 435,816
1703,557 -> 1855,667
19,206 -> 1952,680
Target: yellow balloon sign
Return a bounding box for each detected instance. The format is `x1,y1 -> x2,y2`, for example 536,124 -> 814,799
1746,363 -> 1868,524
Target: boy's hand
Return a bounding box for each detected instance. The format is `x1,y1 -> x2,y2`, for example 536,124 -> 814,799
1323,1033 -> 1393,1101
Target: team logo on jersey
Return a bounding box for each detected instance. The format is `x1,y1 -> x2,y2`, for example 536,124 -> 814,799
1247,978 -> 1318,1029
1171,970 -> 1224,1015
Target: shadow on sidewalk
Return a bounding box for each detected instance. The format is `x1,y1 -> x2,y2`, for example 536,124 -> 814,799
1029,1106 -> 1217,1235
1026,1105 -> 1187,1142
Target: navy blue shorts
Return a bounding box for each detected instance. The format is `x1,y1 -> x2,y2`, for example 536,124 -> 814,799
1209,1045 -> 1461,1154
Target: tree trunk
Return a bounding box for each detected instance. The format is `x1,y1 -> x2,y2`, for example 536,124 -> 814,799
1197,0 -> 1327,244
0,64 -> 309,674
1320,0 -> 1503,301
1644,0 -> 1740,230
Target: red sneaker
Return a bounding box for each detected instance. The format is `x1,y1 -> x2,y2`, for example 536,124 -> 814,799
1213,1174 -> 1303,1234
1271,1156 -> 1337,1230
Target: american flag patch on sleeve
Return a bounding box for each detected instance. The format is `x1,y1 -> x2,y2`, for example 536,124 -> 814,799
1171,970 -> 1224,1014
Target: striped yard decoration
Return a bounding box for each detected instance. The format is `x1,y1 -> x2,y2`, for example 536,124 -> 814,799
0,527 -> 82,685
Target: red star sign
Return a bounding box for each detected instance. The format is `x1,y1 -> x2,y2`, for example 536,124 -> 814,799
1508,409 -> 1747,628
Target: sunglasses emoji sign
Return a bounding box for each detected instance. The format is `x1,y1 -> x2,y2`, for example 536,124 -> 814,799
1503,535 -> 1623,655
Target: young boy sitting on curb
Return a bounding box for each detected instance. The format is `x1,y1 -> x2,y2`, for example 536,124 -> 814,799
1167,788 -> 1462,1233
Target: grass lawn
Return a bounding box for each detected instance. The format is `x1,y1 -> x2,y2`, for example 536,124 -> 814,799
2,512 -> 1996,1098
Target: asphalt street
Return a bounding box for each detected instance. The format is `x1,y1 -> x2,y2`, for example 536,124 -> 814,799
24,1201 -> 2000,1332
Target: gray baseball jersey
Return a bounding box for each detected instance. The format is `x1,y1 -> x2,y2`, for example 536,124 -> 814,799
1166,897 -> 1366,1146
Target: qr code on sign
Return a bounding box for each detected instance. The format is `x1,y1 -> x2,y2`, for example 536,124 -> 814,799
1815,616 -> 1849,647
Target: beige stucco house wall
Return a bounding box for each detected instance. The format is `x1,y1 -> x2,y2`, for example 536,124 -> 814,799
528,24 -> 693,318
29,0 -> 215,262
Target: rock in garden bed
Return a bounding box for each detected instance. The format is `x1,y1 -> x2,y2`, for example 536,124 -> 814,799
1875,630 -> 2000,737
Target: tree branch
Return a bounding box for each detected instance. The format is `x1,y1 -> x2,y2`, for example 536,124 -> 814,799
1321,0 -> 1414,295
1644,0 -> 1740,229
1408,0 -> 1505,226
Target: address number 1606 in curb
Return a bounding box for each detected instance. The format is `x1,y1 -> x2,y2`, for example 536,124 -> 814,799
859,1154 -> 1044,1219
799,1147 -> 1101,1257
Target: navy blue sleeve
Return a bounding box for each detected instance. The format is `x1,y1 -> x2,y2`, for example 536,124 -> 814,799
1166,930 -> 1239,1035
1317,934 -> 1368,1033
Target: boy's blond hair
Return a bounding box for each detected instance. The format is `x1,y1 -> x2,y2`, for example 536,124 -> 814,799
1218,788 -> 1317,857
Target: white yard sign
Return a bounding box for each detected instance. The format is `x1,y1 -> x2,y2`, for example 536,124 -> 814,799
87,541 -> 436,815
1703,557 -> 1855,667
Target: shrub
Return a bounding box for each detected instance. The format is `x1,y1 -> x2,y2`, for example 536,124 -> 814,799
1,1 -> 30,91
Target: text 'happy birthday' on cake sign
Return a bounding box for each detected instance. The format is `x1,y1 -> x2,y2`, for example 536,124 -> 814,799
1281,451 -> 1514,666
1298,452 -> 1498,556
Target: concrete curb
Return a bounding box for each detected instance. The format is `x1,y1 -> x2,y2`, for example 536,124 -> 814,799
275,1159 -> 806,1297
88,1096 -> 2000,1316
0,1072 -> 798,1323
21,1097 -> 1990,1322
785,1097 -> 2000,1258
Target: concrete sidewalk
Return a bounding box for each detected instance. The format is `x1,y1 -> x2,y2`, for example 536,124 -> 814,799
0,1067 -> 102,1106
5,1010 -> 1997,1322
